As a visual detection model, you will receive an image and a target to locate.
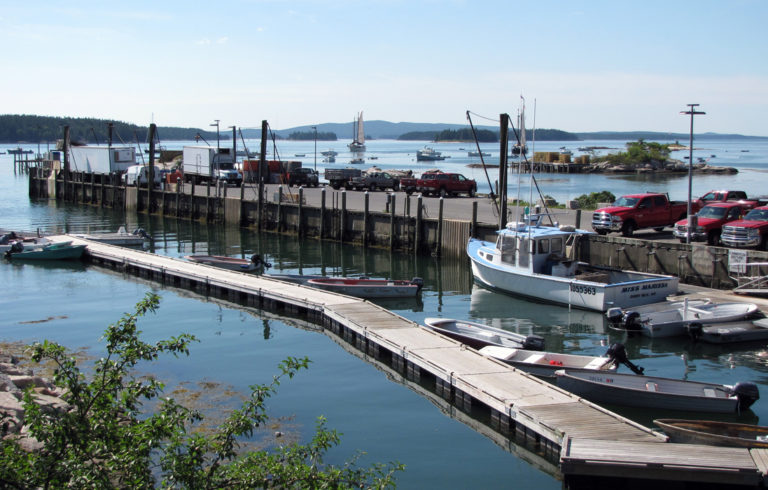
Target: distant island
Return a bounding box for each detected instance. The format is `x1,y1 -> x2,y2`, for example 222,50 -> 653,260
0,114 -> 765,144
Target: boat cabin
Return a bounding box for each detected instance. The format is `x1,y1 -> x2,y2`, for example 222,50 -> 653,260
494,218 -> 589,277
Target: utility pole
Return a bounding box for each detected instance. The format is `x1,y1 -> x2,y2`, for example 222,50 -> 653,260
312,126 -> 317,171
680,104 -> 705,244
498,113 -> 510,229
210,119 -> 220,152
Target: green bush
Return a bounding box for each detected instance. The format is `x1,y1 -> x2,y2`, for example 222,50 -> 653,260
0,293 -> 402,488
575,191 -> 616,210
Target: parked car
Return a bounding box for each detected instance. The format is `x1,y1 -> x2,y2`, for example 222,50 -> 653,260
673,202 -> 746,245
592,193 -> 702,237
721,206 -> 768,250
286,168 -> 319,187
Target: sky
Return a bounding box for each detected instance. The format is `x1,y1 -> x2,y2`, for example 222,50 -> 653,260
2,1 -> 767,136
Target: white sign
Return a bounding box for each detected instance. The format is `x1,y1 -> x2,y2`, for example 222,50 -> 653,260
729,249 -> 748,274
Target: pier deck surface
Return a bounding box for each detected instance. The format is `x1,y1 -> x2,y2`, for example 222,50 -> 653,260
54,235 -> 768,486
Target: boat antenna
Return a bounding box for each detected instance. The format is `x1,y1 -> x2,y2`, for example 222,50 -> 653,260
466,111 -> 498,217
508,98 -> 554,226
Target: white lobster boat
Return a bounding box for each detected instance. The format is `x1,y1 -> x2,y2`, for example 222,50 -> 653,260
467,216 -> 679,312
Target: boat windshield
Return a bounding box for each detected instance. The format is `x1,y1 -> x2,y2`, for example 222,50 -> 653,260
697,206 -> 727,219
613,197 -> 639,208
744,208 -> 768,222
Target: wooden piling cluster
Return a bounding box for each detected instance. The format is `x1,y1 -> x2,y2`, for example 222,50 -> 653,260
63,235 -> 768,487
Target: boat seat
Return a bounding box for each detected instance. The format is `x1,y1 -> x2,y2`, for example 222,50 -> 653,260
703,388 -> 716,397
474,331 -> 502,343
585,358 -> 608,370
525,354 -> 546,364
645,382 -> 658,392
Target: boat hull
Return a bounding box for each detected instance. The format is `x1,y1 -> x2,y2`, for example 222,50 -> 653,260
638,303 -> 761,338
555,371 -> 741,413
468,238 -> 678,312
423,318 -> 544,351
7,243 -> 86,260
185,255 -> 256,272
654,419 -> 768,448
307,278 -> 421,298
480,346 -> 614,378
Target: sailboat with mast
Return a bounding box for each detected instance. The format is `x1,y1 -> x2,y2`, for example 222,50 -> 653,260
348,111 -> 366,152
465,99 -> 678,312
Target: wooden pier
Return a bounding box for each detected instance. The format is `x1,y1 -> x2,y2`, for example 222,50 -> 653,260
58,234 -> 768,487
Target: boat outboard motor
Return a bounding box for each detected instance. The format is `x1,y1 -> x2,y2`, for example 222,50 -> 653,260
522,335 -> 546,352
250,255 -> 272,270
622,311 -> 642,331
686,322 -> 703,341
410,277 -> 424,291
605,307 -> 624,325
731,382 -> 760,412
132,227 -> 150,239
605,343 -> 644,375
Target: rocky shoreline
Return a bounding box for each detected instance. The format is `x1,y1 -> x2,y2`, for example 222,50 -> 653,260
585,158 -> 738,174
0,352 -> 68,451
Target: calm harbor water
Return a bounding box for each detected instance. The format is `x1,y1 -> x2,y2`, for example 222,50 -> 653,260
2,137 -> 768,488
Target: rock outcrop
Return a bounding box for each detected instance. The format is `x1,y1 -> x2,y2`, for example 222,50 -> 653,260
0,352 -> 68,451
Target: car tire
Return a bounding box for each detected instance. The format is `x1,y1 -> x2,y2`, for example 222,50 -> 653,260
621,221 -> 636,237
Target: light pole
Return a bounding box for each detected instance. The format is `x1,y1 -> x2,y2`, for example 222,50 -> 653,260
680,104 -> 705,244
312,126 -> 317,171
210,119 -> 220,152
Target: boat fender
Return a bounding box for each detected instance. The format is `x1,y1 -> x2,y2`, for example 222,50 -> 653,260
522,335 -> 546,352
605,307 -> 624,325
410,277 -> 424,291
605,343 -> 645,375
622,311 -> 642,331
732,382 -> 760,411
686,322 -> 703,341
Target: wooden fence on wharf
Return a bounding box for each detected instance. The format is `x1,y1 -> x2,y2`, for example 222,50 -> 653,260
58,234 -> 768,487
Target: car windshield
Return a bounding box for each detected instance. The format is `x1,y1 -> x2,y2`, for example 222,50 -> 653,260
745,209 -> 768,221
613,197 -> 639,207
697,206 -> 727,219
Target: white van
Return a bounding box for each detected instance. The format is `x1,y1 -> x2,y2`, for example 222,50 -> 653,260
122,165 -> 162,187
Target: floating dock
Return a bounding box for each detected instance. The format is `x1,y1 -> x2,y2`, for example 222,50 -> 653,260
59,235 -> 768,487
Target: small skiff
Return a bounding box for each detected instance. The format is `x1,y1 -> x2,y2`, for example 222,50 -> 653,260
70,226 -> 150,246
306,277 -> 423,298
185,254 -> 260,272
5,241 -> 86,261
654,418 -> 768,448
554,370 -> 759,414
479,345 -> 614,377
423,317 -> 545,351
608,299 -> 761,338
696,318 -> 768,344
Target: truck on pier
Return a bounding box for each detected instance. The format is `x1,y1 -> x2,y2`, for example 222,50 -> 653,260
69,146 -> 137,174
592,193 -> 701,237
324,168 -> 362,189
181,146 -> 242,186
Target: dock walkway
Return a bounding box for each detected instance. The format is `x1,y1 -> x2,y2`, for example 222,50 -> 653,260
60,235 -> 768,486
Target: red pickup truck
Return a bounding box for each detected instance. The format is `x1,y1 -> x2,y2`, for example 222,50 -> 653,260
592,193 -> 702,237
673,202 -> 746,245
416,172 -> 477,197
698,189 -> 763,210
721,206 -> 768,250
399,171 -> 439,194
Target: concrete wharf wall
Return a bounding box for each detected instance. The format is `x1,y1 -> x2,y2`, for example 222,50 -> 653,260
27,168 -> 768,290
53,235 -> 768,486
